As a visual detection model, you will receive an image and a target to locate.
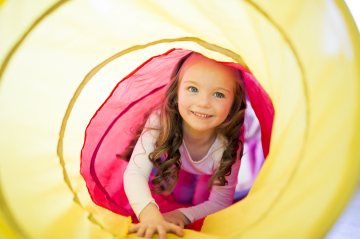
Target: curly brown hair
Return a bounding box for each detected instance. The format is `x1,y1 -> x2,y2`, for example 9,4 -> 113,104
118,51 -> 247,194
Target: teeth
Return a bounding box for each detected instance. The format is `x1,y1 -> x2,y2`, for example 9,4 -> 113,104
193,112 -> 211,117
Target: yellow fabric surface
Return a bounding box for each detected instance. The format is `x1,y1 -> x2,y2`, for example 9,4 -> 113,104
0,0 -> 359,238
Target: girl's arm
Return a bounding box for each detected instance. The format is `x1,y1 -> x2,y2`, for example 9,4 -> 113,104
124,112 -> 183,238
123,118 -> 159,218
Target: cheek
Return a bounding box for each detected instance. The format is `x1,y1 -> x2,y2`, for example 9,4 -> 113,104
177,91 -> 189,112
216,100 -> 233,118
178,88 -> 193,104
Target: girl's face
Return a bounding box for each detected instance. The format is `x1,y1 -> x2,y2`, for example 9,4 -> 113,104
178,54 -> 235,135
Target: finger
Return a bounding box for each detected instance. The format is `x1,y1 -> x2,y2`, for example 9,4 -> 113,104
170,219 -> 184,229
136,226 -> 146,238
170,220 -> 180,228
157,225 -> 167,239
178,219 -> 184,229
144,226 -> 156,238
127,224 -> 140,234
170,224 -> 183,237
163,217 -> 172,223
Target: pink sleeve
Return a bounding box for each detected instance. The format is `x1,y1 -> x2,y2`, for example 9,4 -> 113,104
177,158 -> 241,223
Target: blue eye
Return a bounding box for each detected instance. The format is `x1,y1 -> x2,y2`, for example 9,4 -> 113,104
189,86 -> 198,92
214,92 -> 225,98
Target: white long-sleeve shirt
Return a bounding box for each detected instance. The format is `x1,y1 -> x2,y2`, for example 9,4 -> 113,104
123,112 -> 241,223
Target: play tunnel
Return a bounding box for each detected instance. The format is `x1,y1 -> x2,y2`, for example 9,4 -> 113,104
0,0 -> 359,238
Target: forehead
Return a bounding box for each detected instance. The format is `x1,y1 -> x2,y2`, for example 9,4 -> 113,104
180,53 -> 236,87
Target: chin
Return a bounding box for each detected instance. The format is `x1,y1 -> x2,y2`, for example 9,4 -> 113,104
189,123 -> 214,133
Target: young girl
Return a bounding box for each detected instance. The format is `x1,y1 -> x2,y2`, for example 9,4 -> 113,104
123,52 -> 247,239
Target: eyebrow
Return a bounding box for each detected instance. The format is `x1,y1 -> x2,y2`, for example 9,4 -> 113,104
183,80 -> 231,93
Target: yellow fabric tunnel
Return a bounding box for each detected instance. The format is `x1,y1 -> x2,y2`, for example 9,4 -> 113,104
0,0 -> 359,238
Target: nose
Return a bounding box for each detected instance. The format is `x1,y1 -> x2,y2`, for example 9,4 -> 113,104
196,93 -> 211,108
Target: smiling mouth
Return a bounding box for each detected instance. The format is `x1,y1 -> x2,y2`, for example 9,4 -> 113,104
191,111 -> 213,118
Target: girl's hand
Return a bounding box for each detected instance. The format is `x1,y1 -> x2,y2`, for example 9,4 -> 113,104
128,218 -> 183,239
163,210 -> 191,229
128,203 -> 183,239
